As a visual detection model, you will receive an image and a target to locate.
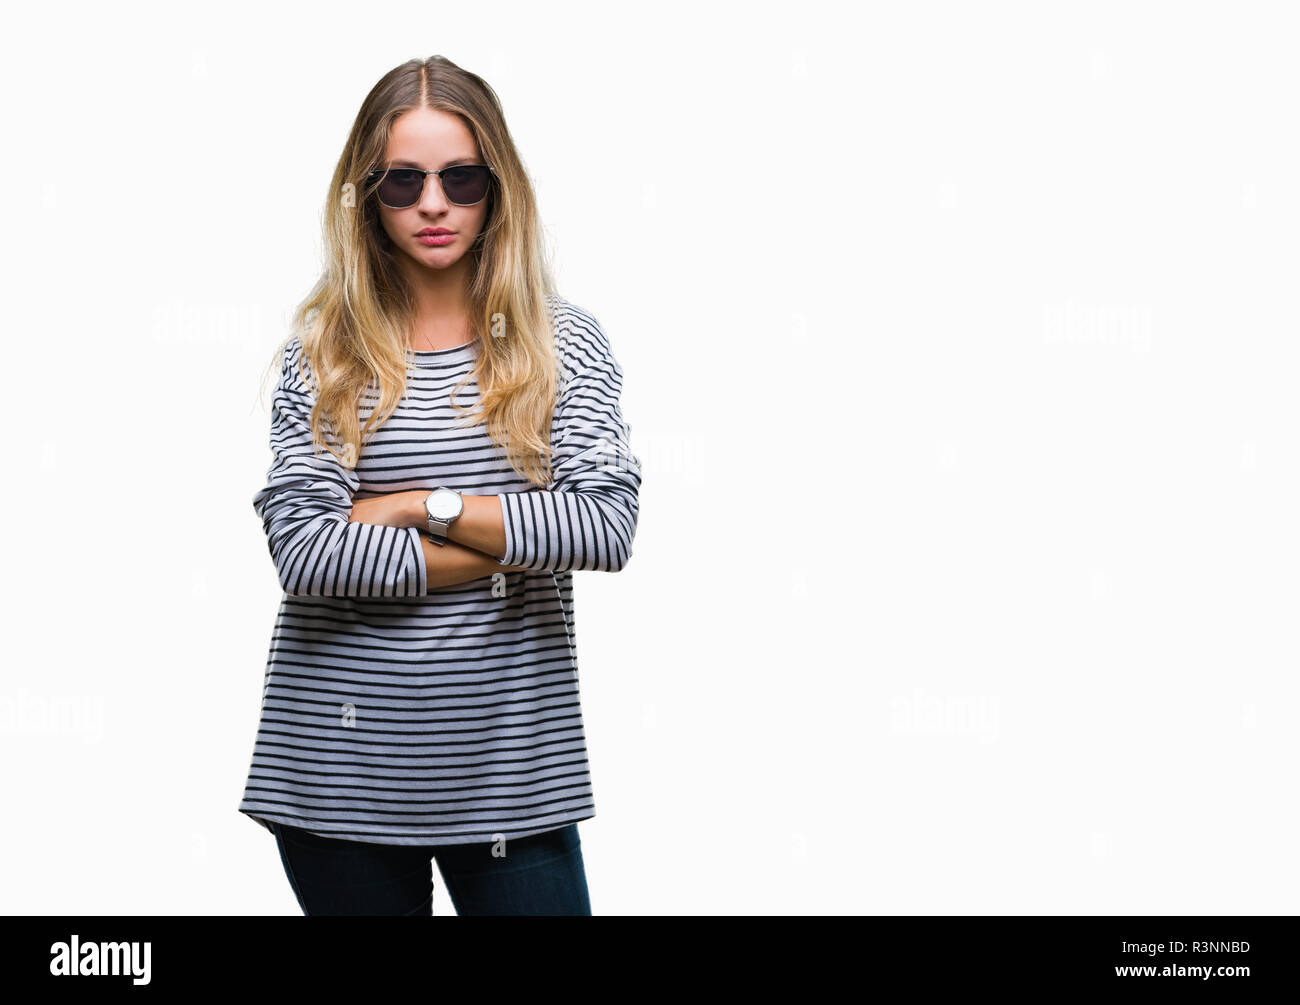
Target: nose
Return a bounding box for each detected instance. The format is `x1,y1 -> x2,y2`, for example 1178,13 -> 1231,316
417,174 -> 451,214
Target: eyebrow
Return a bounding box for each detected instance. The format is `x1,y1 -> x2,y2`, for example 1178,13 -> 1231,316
389,157 -> 478,170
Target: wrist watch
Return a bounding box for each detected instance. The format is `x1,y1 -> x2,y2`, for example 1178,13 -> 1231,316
424,487 -> 464,546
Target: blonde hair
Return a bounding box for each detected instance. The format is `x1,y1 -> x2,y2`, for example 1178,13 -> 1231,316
262,55 -> 560,486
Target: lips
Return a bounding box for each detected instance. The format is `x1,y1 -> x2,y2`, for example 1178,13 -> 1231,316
417,228 -> 453,236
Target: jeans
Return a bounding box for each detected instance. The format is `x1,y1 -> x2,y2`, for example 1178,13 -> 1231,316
270,820 -> 592,916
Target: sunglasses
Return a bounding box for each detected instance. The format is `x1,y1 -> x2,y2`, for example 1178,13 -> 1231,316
365,164 -> 494,209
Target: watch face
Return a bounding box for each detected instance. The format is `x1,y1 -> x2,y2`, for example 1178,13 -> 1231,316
427,488 -> 462,520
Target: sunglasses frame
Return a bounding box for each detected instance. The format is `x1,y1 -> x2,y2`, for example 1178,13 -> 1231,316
364,164 -> 495,209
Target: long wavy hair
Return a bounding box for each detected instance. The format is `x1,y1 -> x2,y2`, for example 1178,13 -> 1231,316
262,55 -> 560,486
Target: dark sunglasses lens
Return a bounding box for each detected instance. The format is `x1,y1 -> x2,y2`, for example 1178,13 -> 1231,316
377,169 -> 424,208
441,166 -> 490,205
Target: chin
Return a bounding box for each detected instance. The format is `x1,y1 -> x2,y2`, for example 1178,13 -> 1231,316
412,250 -> 462,270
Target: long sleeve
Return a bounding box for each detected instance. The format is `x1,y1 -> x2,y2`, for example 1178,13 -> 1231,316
252,339 -> 428,597
496,305 -> 641,572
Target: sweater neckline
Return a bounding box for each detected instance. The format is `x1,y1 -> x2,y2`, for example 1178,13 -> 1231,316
408,339 -> 477,368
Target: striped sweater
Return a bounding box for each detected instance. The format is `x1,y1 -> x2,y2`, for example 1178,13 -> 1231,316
238,294 -> 640,845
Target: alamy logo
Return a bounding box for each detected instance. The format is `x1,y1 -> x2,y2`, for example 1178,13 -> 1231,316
49,935 -> 151,985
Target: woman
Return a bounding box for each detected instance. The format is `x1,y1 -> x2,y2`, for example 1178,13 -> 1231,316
238,55 -> 641,916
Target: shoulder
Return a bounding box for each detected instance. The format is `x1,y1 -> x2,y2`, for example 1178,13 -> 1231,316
261,334 -> 324,424
547,294 -> 617,374
275,334 -> 318,396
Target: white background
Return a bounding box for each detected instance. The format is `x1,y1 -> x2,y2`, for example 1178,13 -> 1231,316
2,0 -> 1295,915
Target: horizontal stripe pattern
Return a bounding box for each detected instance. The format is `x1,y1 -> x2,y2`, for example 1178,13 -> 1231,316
239,294 -> 639,846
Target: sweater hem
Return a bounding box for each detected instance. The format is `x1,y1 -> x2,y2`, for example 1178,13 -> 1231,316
238,804 -> 594,848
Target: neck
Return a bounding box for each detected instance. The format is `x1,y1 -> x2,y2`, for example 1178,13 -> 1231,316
399,256 -> 473,350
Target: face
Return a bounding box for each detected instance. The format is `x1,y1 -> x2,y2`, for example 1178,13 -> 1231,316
374,107 -> 491,276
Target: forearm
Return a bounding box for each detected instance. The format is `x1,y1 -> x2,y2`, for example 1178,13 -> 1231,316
425,487 -> 637,574
419,533 -> 528,589
444,494 -> 507,559
262,507 -> 427,598
376,489 -> 506,559
394,483 -> 637,573
350,490 -> 521,588
492,487 -> 638,572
